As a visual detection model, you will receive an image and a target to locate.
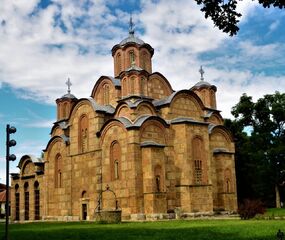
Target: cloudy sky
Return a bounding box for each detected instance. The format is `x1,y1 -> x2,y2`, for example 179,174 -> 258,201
0,0 -> 284,183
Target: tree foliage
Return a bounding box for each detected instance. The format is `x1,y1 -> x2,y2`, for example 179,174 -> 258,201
225,92 -> 285,206
194,0 -> 285,36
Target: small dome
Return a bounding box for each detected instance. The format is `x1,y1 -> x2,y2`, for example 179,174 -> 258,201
193,81 -> 212,88
119,34 -> 145,46
61,93 -> 77,99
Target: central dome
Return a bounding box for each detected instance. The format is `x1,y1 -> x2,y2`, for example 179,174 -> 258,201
119,33 -> 145,46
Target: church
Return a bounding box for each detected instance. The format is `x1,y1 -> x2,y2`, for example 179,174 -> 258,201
10,21 -> 237,221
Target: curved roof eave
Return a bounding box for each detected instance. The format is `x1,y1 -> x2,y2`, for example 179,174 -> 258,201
132,115 -> 169,129
97,115 -> 169,137
208,124 -> 234,142
149,72 -> 174,93
153,89 -> 204,109
91,75 -> 121,97
204,110 -> 222,118
17,154 -> 43,169
50,120 -> 69,135
96,117 -> 130,137
43,135 -> 67,152
69,98 -> 115,119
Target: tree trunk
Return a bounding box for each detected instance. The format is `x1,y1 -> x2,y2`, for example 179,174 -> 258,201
276,184 -> 281,208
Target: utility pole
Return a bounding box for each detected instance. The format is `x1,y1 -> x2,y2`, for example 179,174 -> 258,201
5,124 -> 17,240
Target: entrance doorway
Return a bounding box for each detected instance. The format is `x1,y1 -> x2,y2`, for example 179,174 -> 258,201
82,204 -> 87,220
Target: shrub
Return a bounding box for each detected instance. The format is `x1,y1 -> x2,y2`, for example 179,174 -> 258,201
238,199 -> 266,219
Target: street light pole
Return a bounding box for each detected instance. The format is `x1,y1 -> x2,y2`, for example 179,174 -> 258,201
5,124 -> 17,240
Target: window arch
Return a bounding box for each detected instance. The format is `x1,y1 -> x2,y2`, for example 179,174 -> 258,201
116,53 -> 122,74
141,51 -> 148,70
110,141 -> 121,181
140,77 -> 145,95
55,154 -> 62,188
129,50 -> 135,66
192,137 -> 204,184
225,169 -> 232,193
15,184 -> 20,221
210,90 -> 216,108
81,190 -> 87,198
103,84 -> 110,105
79,114 -> 88,153
24,182 -> 29,220
34,181 -> 40,220
130,77 -> 135,94
63,102 -> 68,118
122,78 -> 127,96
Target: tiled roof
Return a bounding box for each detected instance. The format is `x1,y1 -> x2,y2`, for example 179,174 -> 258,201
0,190 -> 10,202
87,98 -> 115,114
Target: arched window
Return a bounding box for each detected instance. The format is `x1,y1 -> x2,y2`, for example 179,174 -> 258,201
116,53 -> 122,74
225,169 -> 231,193
114,160 -> 119,179
55,154 -> 62,188
103,84 -> 110,105
210,90 -> 216,108
63,102 -> 68,118
129,50 -> 135,66
110,141 -> 121,181
141,51 -> 148,70
226,179 -> 231,193
140,77 -> 145,95
154,165 -> 163,192
24,182 -> 29,220
34,181 -> 40,220
79,115 -> 88,153
15,184 -> 20,221
122,78 -> 127,96
130,77 -> 135,94
193,137 -> 204,184
81,190 -> 87,198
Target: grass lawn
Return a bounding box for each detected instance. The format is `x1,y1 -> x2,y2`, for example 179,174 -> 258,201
264,208 -> 285,217
1,220 -> 285,240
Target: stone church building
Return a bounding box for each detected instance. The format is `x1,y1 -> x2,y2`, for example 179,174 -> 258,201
11,24 -> 237,221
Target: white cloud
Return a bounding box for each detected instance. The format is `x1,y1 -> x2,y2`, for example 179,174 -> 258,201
0,0 -> 284,122
269,20 -> 280,33
23,119 -> 55,128
239,41 -> 280,58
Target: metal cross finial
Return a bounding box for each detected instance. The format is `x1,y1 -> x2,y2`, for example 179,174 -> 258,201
199,66 -> 205,81
66,78 -> 72,94
129,13 -> 135,36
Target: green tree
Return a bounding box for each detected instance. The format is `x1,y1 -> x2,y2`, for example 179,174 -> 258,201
194,0 -> 285,36
225,92 -> 285,207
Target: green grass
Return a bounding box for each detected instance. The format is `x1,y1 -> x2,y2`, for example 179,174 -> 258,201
1,220 -> 285,240
265,208 -> 285,217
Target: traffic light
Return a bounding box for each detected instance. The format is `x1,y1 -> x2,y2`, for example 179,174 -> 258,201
7,125 -> 17,161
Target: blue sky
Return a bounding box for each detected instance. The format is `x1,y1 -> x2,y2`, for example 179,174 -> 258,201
0,0 -> 284,183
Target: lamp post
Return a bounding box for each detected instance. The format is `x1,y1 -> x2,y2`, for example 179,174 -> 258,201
5,124 -> 17,240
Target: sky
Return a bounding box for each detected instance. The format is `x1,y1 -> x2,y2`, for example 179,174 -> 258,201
0,0 -> 284,184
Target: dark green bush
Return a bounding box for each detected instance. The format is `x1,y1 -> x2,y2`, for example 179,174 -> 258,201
238,199 -> 266,219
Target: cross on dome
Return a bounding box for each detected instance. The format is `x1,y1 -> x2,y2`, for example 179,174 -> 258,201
129,14 -> 135,36
66,78 -> 72,94
199,66 -> 205,81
